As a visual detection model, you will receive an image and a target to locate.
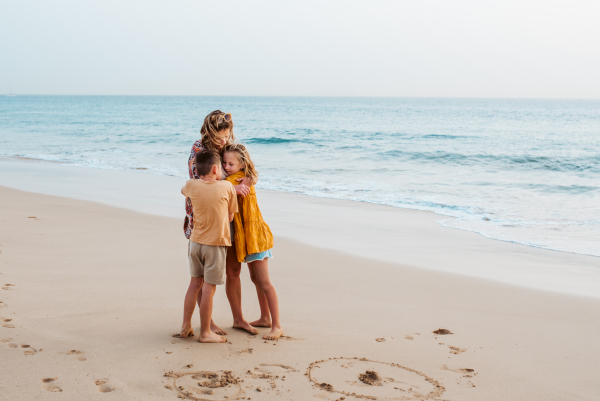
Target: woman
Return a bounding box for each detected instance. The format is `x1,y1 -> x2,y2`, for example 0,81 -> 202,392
183,110 -> 258,336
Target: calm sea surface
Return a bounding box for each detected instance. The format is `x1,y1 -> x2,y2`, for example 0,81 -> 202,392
1,96 -> 599,257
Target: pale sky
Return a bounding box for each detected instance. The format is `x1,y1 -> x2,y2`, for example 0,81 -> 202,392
1,0 -> 599,98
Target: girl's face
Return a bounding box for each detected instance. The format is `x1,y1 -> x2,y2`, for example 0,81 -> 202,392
222,151 -> 243,176
216,129 -> 230,149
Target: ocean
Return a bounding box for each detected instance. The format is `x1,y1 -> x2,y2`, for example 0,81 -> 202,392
1,96 -> 599,257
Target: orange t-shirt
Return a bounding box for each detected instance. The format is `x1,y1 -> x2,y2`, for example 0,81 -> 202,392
182,179 -> 238,246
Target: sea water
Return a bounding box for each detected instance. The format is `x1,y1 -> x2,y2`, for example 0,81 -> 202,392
1,96 -> 599,257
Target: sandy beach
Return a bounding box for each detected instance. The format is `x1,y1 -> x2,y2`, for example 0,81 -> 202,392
1,183 -> 599,401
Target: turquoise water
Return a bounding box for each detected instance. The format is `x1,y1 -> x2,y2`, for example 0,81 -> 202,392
1,96 -> 599,256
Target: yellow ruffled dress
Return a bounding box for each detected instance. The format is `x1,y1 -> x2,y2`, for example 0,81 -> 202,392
225,171 -> 274,263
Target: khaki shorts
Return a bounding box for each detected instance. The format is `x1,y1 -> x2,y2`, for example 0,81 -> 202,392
188,241 -> 227,285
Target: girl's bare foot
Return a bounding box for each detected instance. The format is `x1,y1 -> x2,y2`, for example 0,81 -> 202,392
263,327 -> 283,341
249,318 -> 271,328
198,332 -> 227,343
232,320 -> 259,335
180,325 -> 194,338
211,321 -> 227,336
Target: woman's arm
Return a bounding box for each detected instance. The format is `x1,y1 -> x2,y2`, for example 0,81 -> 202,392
188,140 -> 203,179
236,175 -> 258,187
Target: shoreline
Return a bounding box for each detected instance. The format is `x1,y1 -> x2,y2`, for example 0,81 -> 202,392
2,155 -> 598,260
1,184 -> 599,400
1,157 -> 600,298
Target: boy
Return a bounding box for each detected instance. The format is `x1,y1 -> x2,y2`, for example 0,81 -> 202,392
180,150 -> 237,343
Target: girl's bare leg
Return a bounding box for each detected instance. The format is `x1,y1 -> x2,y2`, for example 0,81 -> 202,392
248,259 -> 282,340
225,247 -> 258,335
248,264 -> 271,327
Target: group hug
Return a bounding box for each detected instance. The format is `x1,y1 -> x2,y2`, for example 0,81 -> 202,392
179,110 -> 282,343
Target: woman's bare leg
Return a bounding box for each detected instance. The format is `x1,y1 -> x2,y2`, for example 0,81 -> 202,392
248,259 -> 282,340
248,264 -> 271,327
225,246 -> 258,335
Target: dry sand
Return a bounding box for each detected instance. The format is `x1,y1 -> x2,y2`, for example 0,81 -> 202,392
1,185 -> 599,400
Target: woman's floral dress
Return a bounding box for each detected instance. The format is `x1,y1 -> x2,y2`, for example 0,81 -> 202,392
183,139 -> 203,238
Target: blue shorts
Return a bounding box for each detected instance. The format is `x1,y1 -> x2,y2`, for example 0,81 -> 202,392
245,249 -> 273,264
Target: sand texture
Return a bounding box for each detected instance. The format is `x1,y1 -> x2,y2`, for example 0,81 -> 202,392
1,185 -> 599,400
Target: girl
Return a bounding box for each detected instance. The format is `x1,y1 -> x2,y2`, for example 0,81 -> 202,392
223,144 -> 283,340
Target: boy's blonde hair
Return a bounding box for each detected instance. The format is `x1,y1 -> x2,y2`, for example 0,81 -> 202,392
223,143 -> 258,181
201,110 -> 235,151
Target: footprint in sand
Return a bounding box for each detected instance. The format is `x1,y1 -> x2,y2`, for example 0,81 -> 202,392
308,357 -> 445,400
447,345 -> 466,354
42,378 -> 62,392
254,364 -> 297,374
95,379 -> 114,393
67,349 -> 87,361
165,370 -> 241,400
442,365 -> 475,376
1,284 -> 14,291
234,348 -> 253,355
1,338 -> 13,343
22,344 -> 38,355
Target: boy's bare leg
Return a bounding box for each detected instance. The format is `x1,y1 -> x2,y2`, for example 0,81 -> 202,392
181,276 -> 203,337
195,287 -> 227,335
225,247 -> 258,335
199,282 -> 227,343
248,264 -> 272,327
248,259 -> 283,340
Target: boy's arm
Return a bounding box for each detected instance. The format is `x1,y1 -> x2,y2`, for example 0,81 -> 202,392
229,213 -> 234,222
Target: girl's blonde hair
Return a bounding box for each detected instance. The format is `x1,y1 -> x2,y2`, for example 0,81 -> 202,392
223,143 -> 258,181
201,110 -> 235,151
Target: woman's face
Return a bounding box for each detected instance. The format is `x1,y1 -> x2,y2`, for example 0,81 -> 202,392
216,129 -> 230,149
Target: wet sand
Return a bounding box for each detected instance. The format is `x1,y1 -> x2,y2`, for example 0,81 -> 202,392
1,184 -> 599,400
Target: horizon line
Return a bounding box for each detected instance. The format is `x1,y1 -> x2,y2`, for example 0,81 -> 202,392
3,94 -> 600,101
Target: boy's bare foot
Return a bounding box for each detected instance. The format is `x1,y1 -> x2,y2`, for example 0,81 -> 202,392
232,320 -> 259,335
198,332 -> 227,343
180,325 -> 194,338
263,327 -> 283,341
249,318 -> 272,328
211,321 -> 227,336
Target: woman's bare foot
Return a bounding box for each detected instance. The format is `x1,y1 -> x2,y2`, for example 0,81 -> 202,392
211,321 -> 227,336
249,317 -> 272,328
198,332 -> 227,343
180,325 -> 194,338
263,327 -> 283,341
232,320 -> 259,335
